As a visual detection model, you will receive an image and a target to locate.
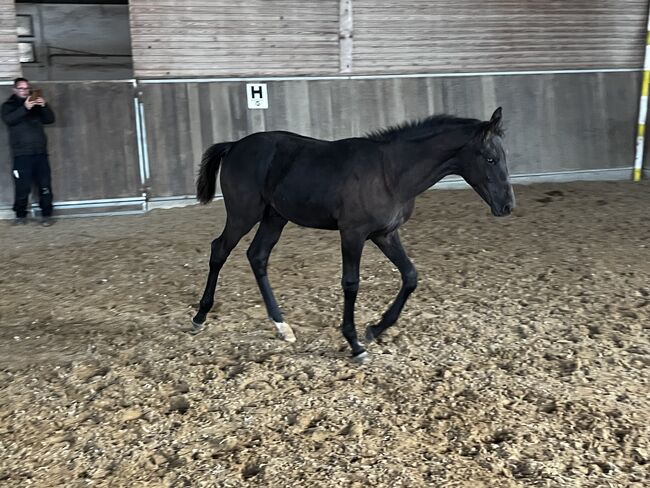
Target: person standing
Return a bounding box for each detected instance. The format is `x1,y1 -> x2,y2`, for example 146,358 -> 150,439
1,77 -> 56,226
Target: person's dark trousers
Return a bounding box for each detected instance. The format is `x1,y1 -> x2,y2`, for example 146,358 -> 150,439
12,153 -> 53,218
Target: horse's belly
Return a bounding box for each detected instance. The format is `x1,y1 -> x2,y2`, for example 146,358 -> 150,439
272,195 -> 339,230
276,204 -> 339,230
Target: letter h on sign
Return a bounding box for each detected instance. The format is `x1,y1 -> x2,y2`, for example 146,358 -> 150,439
246,83 -> 268,109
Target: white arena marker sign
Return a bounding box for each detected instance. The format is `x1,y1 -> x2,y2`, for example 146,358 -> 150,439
247,83 -> 268,109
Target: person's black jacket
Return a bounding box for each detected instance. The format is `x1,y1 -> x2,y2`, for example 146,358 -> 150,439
1,94 -> 55,157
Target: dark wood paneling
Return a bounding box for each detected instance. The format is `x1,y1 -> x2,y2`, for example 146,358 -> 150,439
4,74 -> 639,208
144,83 -> 190,196
141,72 -> 639,198
0,82 -> 141,206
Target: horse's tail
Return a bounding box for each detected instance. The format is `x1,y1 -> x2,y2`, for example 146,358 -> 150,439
196,142 -> 233,204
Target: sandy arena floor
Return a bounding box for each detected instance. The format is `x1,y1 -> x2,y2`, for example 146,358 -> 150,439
0,181 -> 649,487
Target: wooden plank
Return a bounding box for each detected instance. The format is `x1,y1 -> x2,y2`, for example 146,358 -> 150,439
131,45 -> 338,52
339,0 -> 353,72
186,83 -> 204,178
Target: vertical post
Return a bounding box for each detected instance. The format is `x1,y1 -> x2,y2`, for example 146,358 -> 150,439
339,0 -> 353,73
138,100 -> 151,181
633,9 -> 650,181
133,81 -> 146,188
133,80 -> 151,211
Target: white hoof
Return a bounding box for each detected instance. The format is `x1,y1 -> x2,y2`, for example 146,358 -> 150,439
274,322 -> 296,343
188,321 -> 205,335
352,351 -> 370,364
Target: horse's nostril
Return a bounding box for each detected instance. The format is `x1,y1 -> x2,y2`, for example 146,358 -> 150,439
502,203 -> 512,214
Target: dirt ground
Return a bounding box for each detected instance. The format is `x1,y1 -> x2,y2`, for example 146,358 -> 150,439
0,181 -> 648,487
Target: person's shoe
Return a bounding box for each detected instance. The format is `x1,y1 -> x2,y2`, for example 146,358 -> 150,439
41,217 -> 54,227
13,217 -> 28,226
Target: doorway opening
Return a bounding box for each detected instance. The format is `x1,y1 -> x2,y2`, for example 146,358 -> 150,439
15,0 -> 132,81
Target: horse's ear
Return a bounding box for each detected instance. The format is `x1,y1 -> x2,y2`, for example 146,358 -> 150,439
482,107 -> 504,140
490,107 -> 503,126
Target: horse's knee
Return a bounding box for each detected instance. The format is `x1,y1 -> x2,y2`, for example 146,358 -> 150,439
246,247 -> 264,269
403,267 -> 418,292
209,238 -> 229,267
246,248 -> 270,280
210,237 -> 222,251
341,277 -> 359,293
209,238 -> 222,259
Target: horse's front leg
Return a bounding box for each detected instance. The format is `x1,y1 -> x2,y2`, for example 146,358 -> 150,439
366,230 -> 417,343
246,209 -> 295,342
339,230 -> 368,362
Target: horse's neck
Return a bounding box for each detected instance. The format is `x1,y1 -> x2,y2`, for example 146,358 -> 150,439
384,131 -> 468,199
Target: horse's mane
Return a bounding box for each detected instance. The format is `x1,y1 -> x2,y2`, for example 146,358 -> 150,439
364,114 -> 501,143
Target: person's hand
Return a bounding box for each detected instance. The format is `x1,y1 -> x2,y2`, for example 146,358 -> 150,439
24,98 -> 36,110
33,97 -> 46,106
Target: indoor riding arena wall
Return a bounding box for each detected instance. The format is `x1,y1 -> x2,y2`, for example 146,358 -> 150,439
139,71 -> 641,198
0,70 -> 643,214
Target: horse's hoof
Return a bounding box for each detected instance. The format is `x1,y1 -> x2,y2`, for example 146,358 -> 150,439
188,320 -> 206,335
274,322 -> 296,343
352,351 -> 370,364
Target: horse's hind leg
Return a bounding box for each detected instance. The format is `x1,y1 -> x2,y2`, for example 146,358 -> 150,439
192,218 -> 256,330
246,208 -> 295,342
365,230 -> 417,343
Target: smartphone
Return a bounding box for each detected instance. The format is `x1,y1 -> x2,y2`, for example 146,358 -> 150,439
28,88 -> 42,101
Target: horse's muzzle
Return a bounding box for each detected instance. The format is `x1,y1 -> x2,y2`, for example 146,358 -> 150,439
492,186 -> 515,217
491,201 -> 514,217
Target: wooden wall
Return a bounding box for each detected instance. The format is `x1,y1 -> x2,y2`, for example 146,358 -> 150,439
1,73 -> 641,211
2,3 -> 647,212
352,1 -> 648,73
140,72 -> 639,198
129,0 -> 340,78
0,83 -> 141,207
0,0 -> 20,80
128,0 -> 648,78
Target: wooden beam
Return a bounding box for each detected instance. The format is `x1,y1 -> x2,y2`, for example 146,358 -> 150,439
339,0 -> 353,73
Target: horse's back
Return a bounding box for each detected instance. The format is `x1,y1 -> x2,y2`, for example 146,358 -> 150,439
220,130 -> 383,229
223,130 -> 375,186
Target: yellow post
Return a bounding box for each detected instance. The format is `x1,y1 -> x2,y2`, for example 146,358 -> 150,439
633,19 -> 650,181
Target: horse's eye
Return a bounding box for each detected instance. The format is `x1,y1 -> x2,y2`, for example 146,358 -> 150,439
486,158 -> 497,165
